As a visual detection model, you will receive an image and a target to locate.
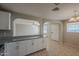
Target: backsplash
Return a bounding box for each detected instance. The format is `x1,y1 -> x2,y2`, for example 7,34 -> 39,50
0,10 -> 42,41
0,31 -> 12,37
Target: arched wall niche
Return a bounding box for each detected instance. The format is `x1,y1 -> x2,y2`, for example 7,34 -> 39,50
9,12 -> 44,36
13,18 -> 40,36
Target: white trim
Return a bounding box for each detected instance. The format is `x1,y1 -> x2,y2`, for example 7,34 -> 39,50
9,13 -> 11,30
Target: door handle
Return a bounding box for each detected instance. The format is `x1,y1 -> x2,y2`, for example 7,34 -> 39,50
51,32 -> 53,33
32,42 -> 34,45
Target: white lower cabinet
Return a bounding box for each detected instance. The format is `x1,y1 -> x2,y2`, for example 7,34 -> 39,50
4,42 -> 18,56
18,38 -> 43,56
4,38 -> 47,56
43,37 -> 48,48
32,38 -> 43,53
18,40 -> 32,56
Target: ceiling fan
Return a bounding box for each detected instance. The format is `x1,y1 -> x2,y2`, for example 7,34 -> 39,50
52,3 -> 60,11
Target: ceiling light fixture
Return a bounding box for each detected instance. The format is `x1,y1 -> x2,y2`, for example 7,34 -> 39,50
69,10 -> 79,22
52,3 -> 60,11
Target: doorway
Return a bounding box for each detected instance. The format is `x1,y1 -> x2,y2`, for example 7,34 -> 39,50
50,23 -> 60,41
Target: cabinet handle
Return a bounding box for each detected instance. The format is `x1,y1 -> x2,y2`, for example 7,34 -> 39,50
51,32 -> 53,33
26,49 -> 28,50
32,42 -> 34,45
16,45 -> 19,49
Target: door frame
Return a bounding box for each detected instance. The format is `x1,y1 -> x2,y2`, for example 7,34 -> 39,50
49,23 -> 61,42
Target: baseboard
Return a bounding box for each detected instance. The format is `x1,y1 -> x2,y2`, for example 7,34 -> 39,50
25,48 -> 46,56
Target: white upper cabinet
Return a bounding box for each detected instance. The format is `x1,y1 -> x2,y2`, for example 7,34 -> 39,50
0,11 -> 11,30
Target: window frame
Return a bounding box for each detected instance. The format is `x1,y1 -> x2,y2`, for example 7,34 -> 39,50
67,22 -> 79,32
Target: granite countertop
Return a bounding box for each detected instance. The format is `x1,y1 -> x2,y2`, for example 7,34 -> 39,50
0,35 -> 43,45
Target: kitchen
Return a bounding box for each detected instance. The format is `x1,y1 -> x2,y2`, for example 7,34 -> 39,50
0,9 -> 49,56
1,3 -> 79,56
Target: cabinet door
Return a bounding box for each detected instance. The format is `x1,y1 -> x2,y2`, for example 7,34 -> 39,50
43,38 -> 48,48
0,11 -> 11,30
32,38 -> 43,52
18,40 -> 32,56
4,42 -> 18,56
38,38 -> 43,50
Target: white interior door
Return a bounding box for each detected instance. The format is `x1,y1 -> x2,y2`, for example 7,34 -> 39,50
50,23 -> 59,41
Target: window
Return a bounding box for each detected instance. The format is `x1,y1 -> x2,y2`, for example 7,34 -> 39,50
67,22 -> 79,32
32,22 -> 40,35
43,22 -> 49,37
44,24 -> 48,34
43,22 -> 48,34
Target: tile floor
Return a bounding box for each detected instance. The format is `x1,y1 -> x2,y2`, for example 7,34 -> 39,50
47,40 -> 79,56
30,40 -> 79,56
30,49 -> 48,56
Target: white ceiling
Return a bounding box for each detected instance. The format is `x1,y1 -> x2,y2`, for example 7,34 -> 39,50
1,3 -> 79,20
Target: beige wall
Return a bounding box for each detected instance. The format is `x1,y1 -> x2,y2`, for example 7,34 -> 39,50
63,21 -> 79,47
